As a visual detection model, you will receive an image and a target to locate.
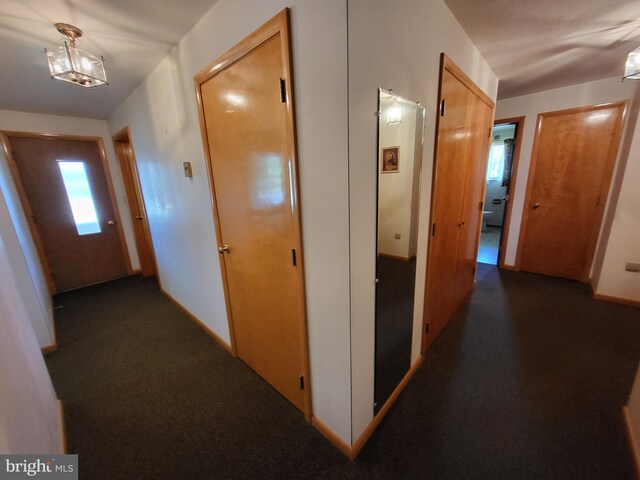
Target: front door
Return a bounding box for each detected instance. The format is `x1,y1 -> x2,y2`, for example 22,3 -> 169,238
197,13 -> 308,412
8,136 -> 128,292
518,103 -> 625,281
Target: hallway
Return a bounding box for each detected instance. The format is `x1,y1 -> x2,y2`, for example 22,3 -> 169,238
45,266 -> 640,479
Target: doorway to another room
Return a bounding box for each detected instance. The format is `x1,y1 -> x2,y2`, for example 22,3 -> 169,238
477,120 -> 521,266
113,127 -> 157,278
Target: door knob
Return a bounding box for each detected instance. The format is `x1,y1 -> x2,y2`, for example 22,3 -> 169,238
218,244 -> 230,254
135,215 -> 143,220
107,220 -> 116,226
531,202 -> 540,209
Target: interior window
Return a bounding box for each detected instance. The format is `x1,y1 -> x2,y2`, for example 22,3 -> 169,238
58,161 -> 102,235
487,143 -> 504,180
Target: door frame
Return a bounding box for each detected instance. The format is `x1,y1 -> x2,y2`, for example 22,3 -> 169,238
491,116 -> 525,269
112,126 -> 158,278
514,101 -> 627,281
193,9 -> 312,420
0,131 -> 133,294
421,53 -> 495,354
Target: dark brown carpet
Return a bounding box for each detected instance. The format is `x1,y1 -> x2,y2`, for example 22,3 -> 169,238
45,265 -> 640,479
375,256 -> 415,413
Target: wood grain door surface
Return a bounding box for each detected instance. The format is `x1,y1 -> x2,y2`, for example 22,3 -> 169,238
9,136 -> 127,292
453,92 -> 493,308
423,56 -> 494,352
114,139 -> 156,277
519,103 -> 625,281
424,70 -> 472,347
200,34 -> 306,411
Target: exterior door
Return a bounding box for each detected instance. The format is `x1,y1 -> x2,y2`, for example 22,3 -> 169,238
423,55 -> 494,352
518,103 -> 625,281
8,136 -> 128,292
196,12 -> 308,413
113,133 -> 156,277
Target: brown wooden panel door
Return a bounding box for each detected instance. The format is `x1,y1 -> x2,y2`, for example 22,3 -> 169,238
423,55 -> 495,353
200,33 -> 306,411
423,68 -> 473,348
519,103 -> 625,281
453,95 -> 493,307
9,136 -> 128,292
114,138 -> 156,277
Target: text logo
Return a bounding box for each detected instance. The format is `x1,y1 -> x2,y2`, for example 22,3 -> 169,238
0,455 -> 77,480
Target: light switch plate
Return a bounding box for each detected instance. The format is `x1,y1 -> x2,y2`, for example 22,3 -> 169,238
183,161 -> 193,178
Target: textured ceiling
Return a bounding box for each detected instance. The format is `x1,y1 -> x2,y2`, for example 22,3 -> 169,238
444,0 -> 640,99
3,1 -> 638,118
0,0 -> 218,119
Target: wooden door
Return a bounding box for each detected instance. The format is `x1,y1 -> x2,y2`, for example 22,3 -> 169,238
453,94 -> 493,307
196,11 -> 309,413
8,135 -> 128,292
113,132 -> 156,277
423,69 -> 473,347
423,55 -> 495,352
518,103 -> 625,281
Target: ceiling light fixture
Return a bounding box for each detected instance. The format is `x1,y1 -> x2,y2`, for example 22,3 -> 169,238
387,95 -> 402,125
623,47 -> 640,81
45,23 -> 107,88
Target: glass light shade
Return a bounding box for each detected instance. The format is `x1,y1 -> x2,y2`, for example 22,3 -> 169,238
624,48 -> 640,80
387,99 -> 402,125
46,44 -> 107,87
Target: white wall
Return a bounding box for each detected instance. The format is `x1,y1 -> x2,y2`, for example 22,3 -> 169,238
378,96 -> 420,259
0,143 -> 54,347
348,0 -> 498,441
108,0 -> 352,443
594,83 -> 640,302
494,77 -> 636,268
0,230 -> 62,454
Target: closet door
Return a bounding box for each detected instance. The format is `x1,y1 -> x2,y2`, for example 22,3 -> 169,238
423,65 -> 473,349
453,94 -> 493,307
422,54 -> 495,353
194,11 -> 310,415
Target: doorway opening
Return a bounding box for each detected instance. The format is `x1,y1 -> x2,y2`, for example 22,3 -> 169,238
477,119 -> 521,266
113,127 -> 157,278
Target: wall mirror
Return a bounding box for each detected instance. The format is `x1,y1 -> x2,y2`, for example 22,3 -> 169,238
375,88 -> 425,413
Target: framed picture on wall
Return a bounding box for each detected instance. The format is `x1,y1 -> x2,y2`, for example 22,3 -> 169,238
381,146 -> 400,173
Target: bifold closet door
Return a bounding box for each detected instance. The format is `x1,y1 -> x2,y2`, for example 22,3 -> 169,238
453,94 -> 493,307
423,67 -> 473,348
423,54 -> 495,353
